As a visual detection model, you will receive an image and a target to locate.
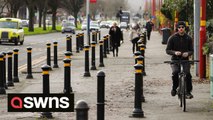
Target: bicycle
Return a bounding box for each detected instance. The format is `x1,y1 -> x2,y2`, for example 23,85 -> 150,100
164,59 -> 199,112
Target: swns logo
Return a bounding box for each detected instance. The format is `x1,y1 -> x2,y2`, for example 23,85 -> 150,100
8,93 -> 74,112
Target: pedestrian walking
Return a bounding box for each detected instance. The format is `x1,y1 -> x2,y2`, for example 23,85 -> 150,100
109,22 -> 123,57
166,21 -> 194,99
129,23 -> 141,54
145,19 -> 154,40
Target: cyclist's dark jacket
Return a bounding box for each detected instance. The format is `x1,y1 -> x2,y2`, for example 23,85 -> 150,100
166,33 -> 193,60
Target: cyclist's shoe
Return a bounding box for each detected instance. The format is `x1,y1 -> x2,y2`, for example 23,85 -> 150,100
186,92 -> 193,99
171,89 -> 177,96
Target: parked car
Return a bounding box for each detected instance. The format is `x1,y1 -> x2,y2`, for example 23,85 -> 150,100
100,21 -> 109,28
0,18 -> 24,45
90,21 -> 100,31
119,22 -> 129,29
21,19 -> 29,27
61,22 -> 76,34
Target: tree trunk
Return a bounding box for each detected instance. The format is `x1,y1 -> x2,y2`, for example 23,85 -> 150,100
52,9 -> 57,30
28,6 -> 34,32
38,9 -> 43,27
43,9 -> 47,30
74,13 -> 78,28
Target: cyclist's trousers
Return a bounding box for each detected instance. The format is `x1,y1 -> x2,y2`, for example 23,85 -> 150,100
171,63 -> 192,92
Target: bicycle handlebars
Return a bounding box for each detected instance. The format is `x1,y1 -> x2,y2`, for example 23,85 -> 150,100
164,60 -> 199,64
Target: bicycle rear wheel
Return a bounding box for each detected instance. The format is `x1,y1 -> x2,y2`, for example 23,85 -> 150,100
181,76 -> 186,112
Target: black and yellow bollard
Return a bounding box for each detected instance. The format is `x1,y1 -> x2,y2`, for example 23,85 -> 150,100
64,51 -> 72,59
132,64 -> 144,118
75,100 -> 89,120
92,32 -> 95,42
0,54 -> 6,94
70,35 -> 73,55
103,36 -> 107,58
2,52 -> 7,89
53,42 -> 59,68
7,51 -> 14,86
91,41 -> 97,70
66,35 -> 71,52
26,47 -> 33,79
84,45 -> 91,77
99,40 -> 105,67
136,55 -> 145,102
98,30 -> 101,41
13,49 -> 19,82
140,44 -> 146,76
40,65 -> 53,118
63,58 -> 72,94
79,33 -> 84,50
134,51 -> 141,64
97,71 -> 105,120
76,34 -> 80,53
46,43 -> 52,70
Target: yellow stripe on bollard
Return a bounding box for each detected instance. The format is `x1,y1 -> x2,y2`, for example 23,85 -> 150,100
100,43 -> 103,45
138,61 -> 143,64
47,46 -> 51,48
42,71 -> 49,75
91,44 -> 96,47
7,55 -> 12,58
135,69 -> 142,73
65,56 -> 71,59
140,48 -> 145,50
13,52 -> 18,54
54,44 -> 57,46
64,63 -> 71,67
84,48 -> 89,51
0,58 -> 3,61
27,50 -> 32,53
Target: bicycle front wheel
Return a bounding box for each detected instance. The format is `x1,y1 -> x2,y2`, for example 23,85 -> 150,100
181,76 -> 186,112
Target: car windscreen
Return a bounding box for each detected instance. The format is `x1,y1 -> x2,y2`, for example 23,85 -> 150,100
0,21 -> 18,29
63,22 -> 74,27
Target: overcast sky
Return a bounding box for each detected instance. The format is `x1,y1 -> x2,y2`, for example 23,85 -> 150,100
127,0 -> 144,13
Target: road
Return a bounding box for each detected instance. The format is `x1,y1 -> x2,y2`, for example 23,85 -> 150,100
0,29 -> 109,72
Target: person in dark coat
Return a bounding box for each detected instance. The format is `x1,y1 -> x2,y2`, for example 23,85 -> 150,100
109,22 -> 123,57
145,19 -> 154,40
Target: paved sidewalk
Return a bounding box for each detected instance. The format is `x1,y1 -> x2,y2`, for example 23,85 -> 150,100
0,31 -> 213,120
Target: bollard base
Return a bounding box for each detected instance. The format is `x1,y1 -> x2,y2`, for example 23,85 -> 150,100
103,55 -> 107,58
13,77 -> 19,82
7,82 -> 14,87
90,66 -> 97,70
99,63 -> 105,67
84,72 -> 91,77
26,74 -> 33,79
0,88 -> 6,94
40,112 -> 53,119
53,64 -> 59,68
132,108 -> 144,118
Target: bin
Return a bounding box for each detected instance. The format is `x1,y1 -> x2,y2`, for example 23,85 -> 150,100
161,28 -> 171,44
210,54 -> 213,99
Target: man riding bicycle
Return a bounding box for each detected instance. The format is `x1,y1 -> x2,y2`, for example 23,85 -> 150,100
166,21 -> 194,99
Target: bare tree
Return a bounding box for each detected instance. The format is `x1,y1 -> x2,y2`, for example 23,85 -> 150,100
60,0 -> 84,27
25,0 -> 37,32
6,0 -> 25,17
48,0 -> 60,30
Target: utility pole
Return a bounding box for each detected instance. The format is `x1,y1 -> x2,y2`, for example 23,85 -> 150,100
194,0 -> 200,76
199,0 -> 207,78
86,0 -> 90,45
